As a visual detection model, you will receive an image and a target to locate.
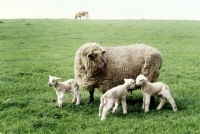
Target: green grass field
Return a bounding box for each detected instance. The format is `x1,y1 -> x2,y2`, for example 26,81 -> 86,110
0,19 -> 200,134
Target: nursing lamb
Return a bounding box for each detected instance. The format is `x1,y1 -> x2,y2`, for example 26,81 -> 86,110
74,42 -> 162,103
99,78 -> 135,120
135,74 -> 177,112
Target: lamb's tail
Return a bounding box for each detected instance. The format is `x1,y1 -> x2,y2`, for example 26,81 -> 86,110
100,94 -> 107,105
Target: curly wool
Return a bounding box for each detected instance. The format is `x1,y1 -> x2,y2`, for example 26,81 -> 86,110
74,42 -> 162,92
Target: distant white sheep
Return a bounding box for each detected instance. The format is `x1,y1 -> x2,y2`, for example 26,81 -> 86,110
48,75 -> 81,107
136,74 -> 177,112
99,79 -> 135,120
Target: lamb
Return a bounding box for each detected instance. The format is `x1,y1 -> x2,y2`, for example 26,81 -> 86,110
135,74 -> 177,112
48,75 -> 81,107
74,42 -> 162,103
99,78 -> 135,120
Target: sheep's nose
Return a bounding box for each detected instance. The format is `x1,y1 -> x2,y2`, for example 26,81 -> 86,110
103,62 -> 107,68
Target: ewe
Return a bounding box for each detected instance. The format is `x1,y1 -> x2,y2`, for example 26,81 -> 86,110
48,75 -> 81,107
74,42 -> 162,103
136,74 -> 177,112
99,79 -> 135,120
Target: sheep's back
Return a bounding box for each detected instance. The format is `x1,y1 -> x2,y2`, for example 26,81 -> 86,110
97,44 -> 162,91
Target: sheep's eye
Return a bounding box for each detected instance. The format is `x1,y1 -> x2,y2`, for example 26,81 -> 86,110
88,54 -> 97,60
52,80 -> 55,82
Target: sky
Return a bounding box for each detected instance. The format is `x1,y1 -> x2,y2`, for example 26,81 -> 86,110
1,0 -> 200,20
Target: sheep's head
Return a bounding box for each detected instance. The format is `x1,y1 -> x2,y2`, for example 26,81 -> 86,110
87,49 -> 107,70
48,75 -> 61,86
124,78 -> 135,89
136,74 -> 147,86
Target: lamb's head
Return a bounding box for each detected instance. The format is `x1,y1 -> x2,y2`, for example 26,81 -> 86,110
124,78 -> 135,89
136,74 -> 147,86
48,75 -> 61,86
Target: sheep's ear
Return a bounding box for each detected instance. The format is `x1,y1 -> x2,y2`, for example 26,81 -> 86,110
102,51 -> 106,55
49,75 -> 51,78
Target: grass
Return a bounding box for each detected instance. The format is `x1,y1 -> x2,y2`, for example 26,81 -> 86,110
0,19 -> 200,134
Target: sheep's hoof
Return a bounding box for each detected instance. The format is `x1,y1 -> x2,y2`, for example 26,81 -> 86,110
88,99 -> 94,104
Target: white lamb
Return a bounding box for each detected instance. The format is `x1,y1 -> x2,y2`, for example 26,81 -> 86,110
99,79 -> 135,120
48,75 -> 81,107
135,74 -> 177,112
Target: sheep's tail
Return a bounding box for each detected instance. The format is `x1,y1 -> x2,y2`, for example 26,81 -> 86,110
141,47 -> 149,73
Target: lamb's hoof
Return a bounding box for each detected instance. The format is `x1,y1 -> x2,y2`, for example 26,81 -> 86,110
101,118 -> 106,121
156,108 -> 161,111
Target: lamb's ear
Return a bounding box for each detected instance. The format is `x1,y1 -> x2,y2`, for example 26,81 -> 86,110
56,77 -> 61,81
49,75 -> 51,78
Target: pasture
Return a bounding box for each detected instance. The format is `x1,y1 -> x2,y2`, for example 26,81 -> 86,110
0,19 -> 200,133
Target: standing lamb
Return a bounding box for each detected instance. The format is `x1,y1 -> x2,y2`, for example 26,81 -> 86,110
135,74 -> 177,112
74,42 -> 162,103
99,78 -> 135,120
48,75 -> 81,107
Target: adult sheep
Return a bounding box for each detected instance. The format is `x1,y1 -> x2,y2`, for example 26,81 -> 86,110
74,42 -> 162,103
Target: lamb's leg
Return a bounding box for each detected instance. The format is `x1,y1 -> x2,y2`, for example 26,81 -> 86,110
75,92 -> 81,105
71,90 -> 80,105
58,92 -> 65,108
112,100 -> 119,113
88,89 -> 94,104
99,102 -> 104,117
164,92 -> 177,112
55,91 -> 60,105
142,96 -> 145,109
156,96 -> 165,110
72,93 -> 76,103
121,98 -> 127,114
167,97 -> 177,112
144,94 -> 150,112
101,101 -> 114,120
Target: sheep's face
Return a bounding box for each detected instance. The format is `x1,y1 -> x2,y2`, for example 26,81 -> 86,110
48,75 -> 61,86
124,78 -> 135,89
87,50 -> 107,70
136,75 -> 147,86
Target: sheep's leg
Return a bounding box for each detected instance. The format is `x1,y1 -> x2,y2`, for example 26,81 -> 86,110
112,99 -> 119,113
88,89 -> 94,104
156,96 -> 165,110
121,98 -> 127,114
144,94 -> 150,112
101,101 -> 114,120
